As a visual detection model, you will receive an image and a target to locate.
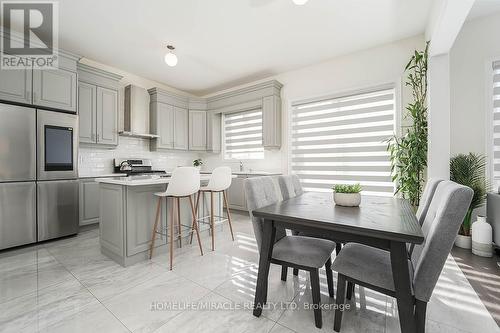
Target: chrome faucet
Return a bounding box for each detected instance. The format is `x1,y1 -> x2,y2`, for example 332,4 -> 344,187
239,161 -> 244,172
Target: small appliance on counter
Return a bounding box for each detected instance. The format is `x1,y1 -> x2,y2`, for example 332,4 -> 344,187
0,103 -> 79,250
113,158 -> 167,176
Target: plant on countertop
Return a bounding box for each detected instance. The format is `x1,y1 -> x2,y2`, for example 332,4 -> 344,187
450,153 -> 489,236
333,183 -> 362,193
387,41 -> 429,209
193,158 -> 203,167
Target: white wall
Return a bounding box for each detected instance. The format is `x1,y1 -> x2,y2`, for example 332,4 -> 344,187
450,12 -> 500,181
201,34 -> 425,174
428,54 -> 451,180
78,58 -> 199,176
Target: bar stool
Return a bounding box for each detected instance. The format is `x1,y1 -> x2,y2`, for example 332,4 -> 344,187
190,166 -> 234,251
149,167 -> 203,270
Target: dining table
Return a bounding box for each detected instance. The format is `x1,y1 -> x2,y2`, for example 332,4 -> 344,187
251,191 -> 424,333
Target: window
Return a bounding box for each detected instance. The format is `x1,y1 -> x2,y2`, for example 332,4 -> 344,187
224,109 -> 264,160
290,87 -> 396,196
492,61 -> 500,181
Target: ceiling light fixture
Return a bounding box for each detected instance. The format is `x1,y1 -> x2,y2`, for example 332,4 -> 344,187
164,45 -> 178,67
292,0 -> 308,5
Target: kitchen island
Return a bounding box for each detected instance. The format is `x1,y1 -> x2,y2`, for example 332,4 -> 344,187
96,175 -> 223,266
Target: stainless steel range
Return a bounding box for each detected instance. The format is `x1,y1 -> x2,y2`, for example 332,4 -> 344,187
0,103 -> 79,250
113,158 -> 166,176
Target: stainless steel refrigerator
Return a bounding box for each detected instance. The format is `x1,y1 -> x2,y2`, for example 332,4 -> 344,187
0,104 -> 79,250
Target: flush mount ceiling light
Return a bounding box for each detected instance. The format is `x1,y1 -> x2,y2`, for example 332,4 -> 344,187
164,45 -> 178,67
292,0 -> 308,5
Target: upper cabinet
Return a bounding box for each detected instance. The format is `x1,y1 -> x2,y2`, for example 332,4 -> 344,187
78,82 -> 97,144
262,95 -> 281,149
150,102 -> 174,150
33,68 -> 77,112
0,56 -> 32,104
189,110 -> 207,151
77,63 -> 122,147
148,80 -> 282,152
206,80 -> 283,150
149,88 -> 189,151
0,51 -> 79,111
206,112 -> 221,153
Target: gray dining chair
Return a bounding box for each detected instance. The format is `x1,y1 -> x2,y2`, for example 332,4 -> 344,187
331,180 -> 473,333
245,176 -> 336,328
278,174 -> 304,200
278,175 -> 342,277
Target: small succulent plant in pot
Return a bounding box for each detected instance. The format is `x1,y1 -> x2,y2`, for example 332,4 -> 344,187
193,158 -> 203,169
333,183 -> 362,207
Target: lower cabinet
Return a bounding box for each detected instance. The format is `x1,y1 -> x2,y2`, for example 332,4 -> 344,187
226,176 -> 247,211
125,185 -> 168,256
79,179 -> 100,226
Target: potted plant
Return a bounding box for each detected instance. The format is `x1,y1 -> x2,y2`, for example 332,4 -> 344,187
333,184 -> 362,207
450,153 -> 489,249
387,42 -> 429,210
193,158 -> 203,169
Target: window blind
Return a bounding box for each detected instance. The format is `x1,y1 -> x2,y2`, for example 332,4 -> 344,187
224,109 -> 264,160
493,61 -> 500,180
291,88 -> 396,196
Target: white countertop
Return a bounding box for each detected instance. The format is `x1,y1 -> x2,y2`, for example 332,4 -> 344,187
96,174 -> 234,186
79,173 -> 127,179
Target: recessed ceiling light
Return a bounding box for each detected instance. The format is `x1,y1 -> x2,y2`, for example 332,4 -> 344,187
164,45 -> 178,67
292,0 -> 308,5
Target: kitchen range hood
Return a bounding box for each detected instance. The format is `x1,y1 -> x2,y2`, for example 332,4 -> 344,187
119,85 -> 159,139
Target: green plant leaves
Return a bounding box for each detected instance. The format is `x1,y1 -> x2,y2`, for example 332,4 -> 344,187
387,41 -> 429,208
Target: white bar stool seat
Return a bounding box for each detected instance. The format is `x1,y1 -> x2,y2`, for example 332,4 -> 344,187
149,167 -> 203,270
190,166 -> 234,250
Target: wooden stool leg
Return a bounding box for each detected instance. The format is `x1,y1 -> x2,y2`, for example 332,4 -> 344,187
190,191 -> 201,245
176,197 -> 182,248
223,190 -> 235,241
169,197 -> 175,270
149,197 -> 162,259
189,195 -> 203,256
210,191 -> 215,251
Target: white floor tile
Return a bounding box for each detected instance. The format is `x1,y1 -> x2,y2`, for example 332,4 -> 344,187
0,279 -> 96,332
154,292 -> 276,333
103,272 -> 211,333
38,301 -> 129,333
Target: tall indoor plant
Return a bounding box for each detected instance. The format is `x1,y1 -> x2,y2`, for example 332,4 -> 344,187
450,153 -> 488,246
387,42 -> 429,208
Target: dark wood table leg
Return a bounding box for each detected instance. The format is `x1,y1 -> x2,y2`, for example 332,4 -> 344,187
390,241 -> 416,333
253,219 -> 275,317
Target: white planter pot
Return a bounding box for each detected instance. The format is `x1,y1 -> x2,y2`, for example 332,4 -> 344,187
333,192 -> 361,207
455,234 -> 472,249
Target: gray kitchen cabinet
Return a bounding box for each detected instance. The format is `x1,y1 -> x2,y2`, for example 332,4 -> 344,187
226,176 -> 247,211
77,63 -> 122,147
189,110 -> 207,151
78,82 -> 97,144
33,68 -> 77,112
0,58 -> 32,104
97,87 -> 118,145
150,102 -> 175,150
150,102 -> 188,151
262,95 -> 281,149
100,183 -> 124,258
206,112 -> 222,153
174,106 -> 188,150
79,178 -> 100,226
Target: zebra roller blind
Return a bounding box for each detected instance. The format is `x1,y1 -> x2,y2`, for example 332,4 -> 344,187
493,61 -> 500,180
291,87 -> 396,196
224,109 -> 264,160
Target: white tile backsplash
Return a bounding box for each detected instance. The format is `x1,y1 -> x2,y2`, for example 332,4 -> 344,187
78,137 -> 200,176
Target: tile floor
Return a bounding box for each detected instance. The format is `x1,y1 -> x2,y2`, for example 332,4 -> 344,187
0,212 -> 498,333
